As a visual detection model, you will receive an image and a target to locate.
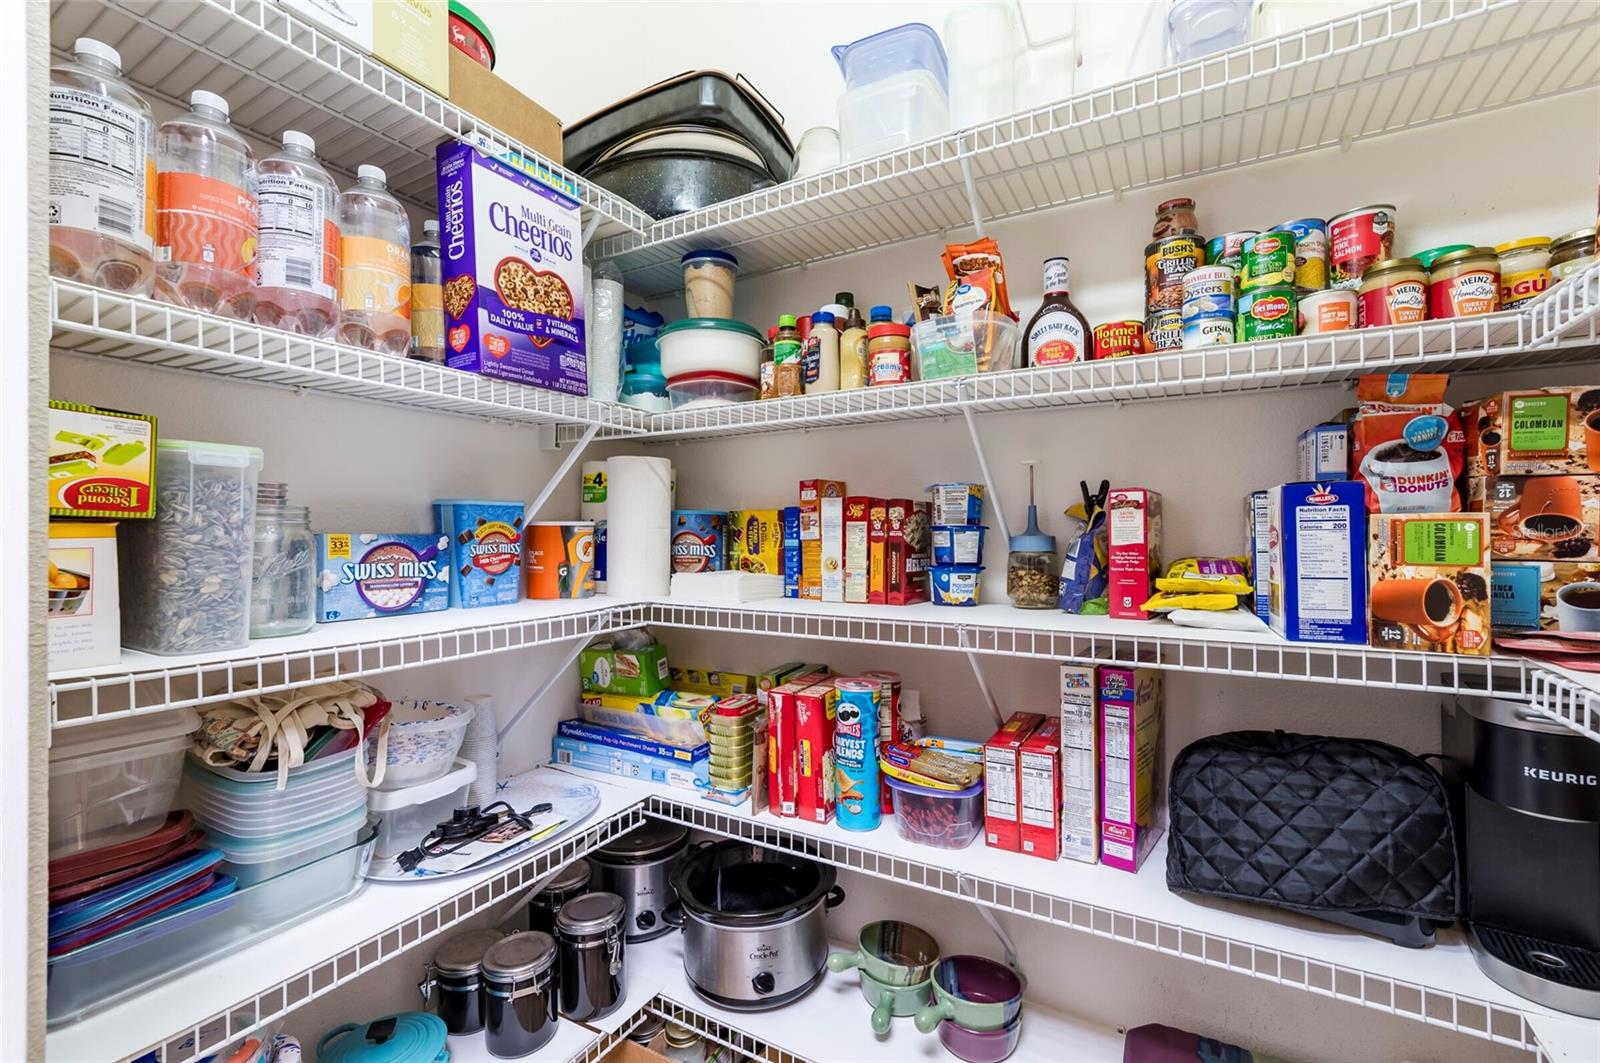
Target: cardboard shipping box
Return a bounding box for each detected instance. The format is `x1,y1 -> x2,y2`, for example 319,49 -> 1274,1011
446,48 -> 563,163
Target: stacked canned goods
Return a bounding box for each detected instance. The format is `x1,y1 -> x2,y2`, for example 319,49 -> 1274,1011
1144,230 -> 1204,353
1180,265 -> 1236,349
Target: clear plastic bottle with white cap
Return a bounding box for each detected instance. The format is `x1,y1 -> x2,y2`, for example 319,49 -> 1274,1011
253,130 -> 340,338
48,38 -> 156,294
337,164 -> 412,356
155,89 -> 259,319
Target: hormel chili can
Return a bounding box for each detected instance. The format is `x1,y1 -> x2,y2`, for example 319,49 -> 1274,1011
1093,319 -> 1144,358
1329,204 -> 1397,290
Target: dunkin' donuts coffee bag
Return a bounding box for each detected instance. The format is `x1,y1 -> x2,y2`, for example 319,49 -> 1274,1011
1351,373 -> 1465,513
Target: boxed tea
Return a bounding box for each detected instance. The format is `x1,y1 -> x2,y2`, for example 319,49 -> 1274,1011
1107,488 -> 1161,620
1491,561 -> 1600,632
49,402 -> 157,520
1099,666 -> 1162,874
1268,482 -> 1368,644
47,521 -> 120,670
1368,513 -> 1491,655
1465,386 -> 1600,477
1478,475 -> 1600,561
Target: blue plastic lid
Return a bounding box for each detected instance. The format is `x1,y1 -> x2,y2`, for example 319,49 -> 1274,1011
681,248 -> 738,268
318,1013 -> 448,1063
813,311 -> 835,325
833,23 -> 949,95
869,304 -> 894,322
884,772 -> 983,799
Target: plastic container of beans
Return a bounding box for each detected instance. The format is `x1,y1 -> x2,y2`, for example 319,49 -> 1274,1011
886,775 -> 984,849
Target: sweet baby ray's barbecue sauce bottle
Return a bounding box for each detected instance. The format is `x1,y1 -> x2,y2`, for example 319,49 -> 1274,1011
1025,257 -> 1092,366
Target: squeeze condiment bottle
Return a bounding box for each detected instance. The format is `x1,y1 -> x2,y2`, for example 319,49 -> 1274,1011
820,303 -> 848,330
804,310 -> 840,394
773,315 -> 803,397
1007,462 -> 1059,609
839,307 -> 868,390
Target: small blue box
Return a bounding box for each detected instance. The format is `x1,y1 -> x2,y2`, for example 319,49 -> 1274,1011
782,506 -> 802,599
316,533 -> 452,623
1267,482 -> 1367,644
434,499 -> 524,608
1297,423 -> 1348,482
556,718 -> 710,761
1491,562 -> 1543,632
551,735 -> 710,791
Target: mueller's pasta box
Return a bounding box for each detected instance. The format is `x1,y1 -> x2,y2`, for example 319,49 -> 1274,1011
437,140 -> 586,394
1268,482 -> 1368,644
48,401 -> 157,520
434,499 -> 524,608
316,533 -> 451,622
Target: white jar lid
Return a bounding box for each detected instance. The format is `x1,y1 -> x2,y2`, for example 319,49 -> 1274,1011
73,38 -> 122,70
190,89 -> 230,118
282,129 -> 315,152
358,164 -> 387,185
423,218 -> 439,235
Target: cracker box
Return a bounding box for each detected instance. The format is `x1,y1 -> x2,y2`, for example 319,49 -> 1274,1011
844,497 -> 873,603
1098,666 -> 1162,874
767,680 -> 810,817
983,712 -> 1044,852
886,499 -> 931,605
49,401 -> 156,520
1492,561 -> 1600,633
1107,488 -> 1162,620
581,639 -> 669,697
1246,490 -> 1270,621
1465,387 -> 1600,477
1368,513 -> 1491,655
1297,422 -> 1349,482
1267,482 -> 1368,644
795,681 -> 839,823
669,667 -> 756,697
782,506 -> 801,598
728,509 -> 782,574
868,499 -> 890,604
315,533 -> 451,623
47,521 -> 120,670
1478,475 -> 1600,561
1059,664 -> 1101,864
1019,717 -> 1062,861
437,141 -> 586,395
433,499 -> 524,608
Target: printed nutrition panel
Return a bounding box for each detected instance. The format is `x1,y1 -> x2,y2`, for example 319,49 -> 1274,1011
1296,505 -> 1355,621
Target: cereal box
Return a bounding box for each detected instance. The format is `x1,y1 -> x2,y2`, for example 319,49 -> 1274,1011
799,480 -> 845,601
868,499 -> 889,604
1246,490 -> 1270,621
1059,664 -> 1100,864
49,401 -> 156,520
1368,512 -> 1491,655
728,509 -> 782,574
47,521 -> 120,670
1107,488 -> 1161,620
433,499 -> 524,608
843,497 -> 872,603
983,712 -> 1043,852
821,496 -> 845,603
436,140 -> 586,395
1020,718 -> 1062,861
316,533 -> 451,622
671,510 -> 726,573
1099,667 -> 1162,873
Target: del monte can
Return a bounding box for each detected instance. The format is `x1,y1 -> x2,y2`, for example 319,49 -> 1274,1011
1237,286 -> 1297,342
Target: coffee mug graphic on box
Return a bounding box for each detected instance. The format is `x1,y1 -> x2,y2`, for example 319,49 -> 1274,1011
316,533 -> 451,622
1486,475 -> 1600,561
1368,510 -> 1491,655
434,499 -> 524,608
1558,582 -> 1600,632
1490,561 -> 1600,632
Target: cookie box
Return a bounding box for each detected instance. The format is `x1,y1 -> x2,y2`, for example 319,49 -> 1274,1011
434,499 -> 524,608
1367,512 -> 1491,655
315,533 -> 450,623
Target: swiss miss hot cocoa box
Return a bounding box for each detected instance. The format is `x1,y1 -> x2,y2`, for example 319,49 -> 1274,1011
1107,488 -> 1161,619
1367,512 -> 1491,656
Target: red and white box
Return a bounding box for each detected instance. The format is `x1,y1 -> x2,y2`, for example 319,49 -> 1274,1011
843,496 -> 873,604
1107,488 -> 1162,620
1019,717 -> 1062,861
1059,664 -> 1101,864
886,499 -> 931,606
867,499 -> 889,604
983,712 -> 1044,852
795,681 -> 838,823
860,669 -> 901,811
767,680 -> 807,817
1098,666 -> 1163,873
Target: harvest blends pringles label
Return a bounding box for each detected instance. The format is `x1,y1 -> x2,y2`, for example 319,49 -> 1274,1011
434,500 -> 524,608
317,533 -> 451,622
671,510 -> 727,573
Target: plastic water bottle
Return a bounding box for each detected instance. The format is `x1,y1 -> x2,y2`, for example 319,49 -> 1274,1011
409,219 -> 444,362
48,38 -> 156,295
338,165 -> 412,356
155,91 -> 258,319
253,131 -> 340,338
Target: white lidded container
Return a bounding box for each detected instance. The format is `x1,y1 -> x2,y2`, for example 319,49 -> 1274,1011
656,317 -> 764,381
833,23 -> 951,162
338,163 -> 413,357
207,803 -> 371,886
48,707 -> 200,856
254,130 -> 341,338
367,757 -> 476,862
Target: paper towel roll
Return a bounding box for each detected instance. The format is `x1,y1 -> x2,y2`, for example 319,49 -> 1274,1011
606,455 -> 673,599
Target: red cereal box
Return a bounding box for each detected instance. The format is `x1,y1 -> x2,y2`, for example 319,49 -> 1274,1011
983,712 -> 1044,852
1107,488 -> 1161,620
886,499 -> 931,606
767,681 -> 807,817
795,681 -> 838,823
867,499 -> 889,604
1019,718 -> 1062,861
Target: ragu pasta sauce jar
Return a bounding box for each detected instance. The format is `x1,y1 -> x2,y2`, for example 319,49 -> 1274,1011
1427,247 -> 1500,319
1358,257 -> 1426,327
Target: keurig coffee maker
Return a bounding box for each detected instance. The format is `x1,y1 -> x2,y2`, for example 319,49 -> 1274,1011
1443,694 -> 1600,1017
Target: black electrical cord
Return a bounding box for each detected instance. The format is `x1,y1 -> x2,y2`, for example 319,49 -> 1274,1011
395,801 -> 554,873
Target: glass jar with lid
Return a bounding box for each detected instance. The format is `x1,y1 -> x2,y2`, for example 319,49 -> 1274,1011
1152,197 -> 1198,239
1551,228 -> 1598,282
663,1023 -> 706,1063
250,482 -> 315,638
1426,247 -> 1500,320
1357,257 -> 1426,328
1006,462 -> 1059,609
1495,236 -> 1552,310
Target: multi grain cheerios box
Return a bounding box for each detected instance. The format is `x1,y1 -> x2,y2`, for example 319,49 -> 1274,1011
436,141 -> 587,395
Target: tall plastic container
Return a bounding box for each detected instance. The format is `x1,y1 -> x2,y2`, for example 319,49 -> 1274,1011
253,131 -> 340,338
589,260 -> 625,402
410,219 -> 444,362
338,165 -> 412,357
945,2 -> 1017,129
48,38 -> 157,295
155,91 -> 259,320
832,24 -> 951,162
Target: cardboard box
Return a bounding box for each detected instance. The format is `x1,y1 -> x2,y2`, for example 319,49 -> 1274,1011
446,48 -> 563,163
1478,474 -> 1600,561
1019,717 -> 1062,861
795,682 -> 838,823
1099,666 -> 1162,873
729,509 -> 783,574
552,735 -> 709,791
886,499 -> 931,605
1059,664 -> 1100,864
1267,482 -> 1368,644
1297,422 -> 1349,482
844,497 -> 873,603
49,401 -> 156,520
1107,488 -> 1161,620
1246,490 -> 1270,621
868,499 -> 889,604
375,0 -> 447,96
983,712 -> 1045,852
1368,513 -> 1491,655
1491,561 -> 1600,632
768,681 -> 806,817
580,640 -> 669,697
821,496 -> 845,603
47,521 -> 120,670
434,499 -> 523,608
1464,387 -> 1600,477
756,661 -> 810,707
781,506 -> 801,598
315,533 -> 451,623
799,480 -> 845,600
669,667 -> 756,697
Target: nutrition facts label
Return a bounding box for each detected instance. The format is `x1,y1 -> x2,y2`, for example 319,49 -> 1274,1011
48,88 -> 151,250
1294,503 -> 1354,621
257,171 -> 336,297
1102,711 -> 1132,822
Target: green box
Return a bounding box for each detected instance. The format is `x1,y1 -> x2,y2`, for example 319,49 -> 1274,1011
580,640 -> 669,697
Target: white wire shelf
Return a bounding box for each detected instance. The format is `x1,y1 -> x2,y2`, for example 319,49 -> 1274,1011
48,597 -> 649,730
45,773 -> 646,1063
49,280 -> 651,434
596,0 -> 1600,294
47,0 -> 648,239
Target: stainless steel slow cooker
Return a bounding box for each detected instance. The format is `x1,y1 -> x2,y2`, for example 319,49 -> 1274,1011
666,840 -> 843,1010
589,820 -> 689,942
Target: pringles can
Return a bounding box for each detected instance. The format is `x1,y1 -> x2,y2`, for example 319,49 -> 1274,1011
525,521 -> 596,599
833,678 -> 882,832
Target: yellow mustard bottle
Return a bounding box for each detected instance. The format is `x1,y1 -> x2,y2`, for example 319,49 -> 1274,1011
839,306 -> 868,389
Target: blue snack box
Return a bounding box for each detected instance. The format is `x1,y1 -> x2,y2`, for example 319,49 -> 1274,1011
316,533 -> 451,623
551,735 -> 710,791
1266,482 -> 1367,644
434,499 -> 524,608
782,506 -> 801,598
1246,490 -> 1269,620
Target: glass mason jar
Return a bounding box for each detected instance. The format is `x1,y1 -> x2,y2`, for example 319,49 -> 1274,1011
1007,549 -> 1059,608
250,482 -> 315,638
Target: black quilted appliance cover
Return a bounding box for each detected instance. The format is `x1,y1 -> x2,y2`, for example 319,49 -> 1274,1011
1166,731 -> 1460,922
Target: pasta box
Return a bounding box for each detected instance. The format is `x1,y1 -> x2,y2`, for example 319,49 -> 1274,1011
48,401 -> 156,520
1367,512 -> 1491,655
886,499 -> 931,606
728,509 -> 782,574
433,499 -> 524,608
795,681 -> 838,823
1267,482 -> 1367,644
315,533 -> 451,623
437,140 -> 586,395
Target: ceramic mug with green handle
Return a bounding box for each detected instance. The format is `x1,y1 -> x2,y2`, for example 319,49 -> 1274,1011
913,955 -> 1025,1034
858,969 -> 932,1034
826,920 -> 940,987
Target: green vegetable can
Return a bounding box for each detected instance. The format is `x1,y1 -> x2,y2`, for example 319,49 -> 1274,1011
1237,286 -> 1298,342
1241,230 -> 1298,291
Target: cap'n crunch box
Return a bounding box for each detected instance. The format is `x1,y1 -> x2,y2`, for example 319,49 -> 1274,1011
983,712 -> 1044,852
1020,718 -> 1062,861
795,681 -> 838,823
844,497 -> 873,604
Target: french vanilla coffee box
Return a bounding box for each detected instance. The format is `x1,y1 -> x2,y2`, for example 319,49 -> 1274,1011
1268,481 -> 1368,644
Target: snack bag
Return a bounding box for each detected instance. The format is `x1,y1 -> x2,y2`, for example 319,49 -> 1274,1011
1140,591 -> 1242,612
1057,506 -> 1108,613
1154,557 -> 1252,595
941,238 -> 1015,320
1350,373 -> 1465,513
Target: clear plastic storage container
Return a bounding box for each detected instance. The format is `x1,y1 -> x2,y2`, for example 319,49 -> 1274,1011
667,371 -> 759,408
208,803 -> 370,885
886,775 -> 984,849
48,708 -> 200,856
367,757 -> 475,862
833,24 -> 951,161
253,130 -> 340,337
120,440 -> 262,655
1168,0 -> 1253,61
911,312 -> 1021,379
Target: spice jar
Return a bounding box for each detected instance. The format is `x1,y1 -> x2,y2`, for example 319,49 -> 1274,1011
528,859 -> 592,936
1357,257 -> 1426,328
1152,197 -> 1198,239
419,927 -> 505,1035
250,482 -> 315,639
1427,247 -> 1500,320
663,1024 -> 707,1063
1551,228 -> 1598,281
1496,237 -> 1552,310
556,891 -> 626,1022
1007,462 -> 1058,609
482,931 -> 559,1058
867,320 -> 912,385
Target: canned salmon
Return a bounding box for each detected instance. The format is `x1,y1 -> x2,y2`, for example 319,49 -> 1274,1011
1237,286 -> 1297,342
1181,265 -> 1236,321
1093,320 -> 1144,359
1144,234 -> 1203,316
1330,204 -> 1397,290
1181,311 -> 1234,350
1205,230 -> 1257,271
1144,309 -> 1182,352
1279,218 -> 1328,291
1241,230 -> 1297,291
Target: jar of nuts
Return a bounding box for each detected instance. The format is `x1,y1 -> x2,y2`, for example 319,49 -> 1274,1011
1007,462 -> 1059,609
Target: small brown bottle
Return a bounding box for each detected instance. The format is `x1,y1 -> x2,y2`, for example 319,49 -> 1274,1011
1025,257 -> 1092,366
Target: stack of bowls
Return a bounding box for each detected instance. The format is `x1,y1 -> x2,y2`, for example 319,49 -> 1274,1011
914,956 -> 1026,1062
827,920 -> 941,1034
657,311 -> 764,410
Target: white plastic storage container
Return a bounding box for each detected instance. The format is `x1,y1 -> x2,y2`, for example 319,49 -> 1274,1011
373,698 -> 475,790
119,440 -> 263,656
367,757 -> 475,862
833,24 -> 951,162
48,708 -> 200,856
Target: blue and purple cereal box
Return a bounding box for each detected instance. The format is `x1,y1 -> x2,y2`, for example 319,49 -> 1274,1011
434,499 -> 524,608
436,141 -> 586,395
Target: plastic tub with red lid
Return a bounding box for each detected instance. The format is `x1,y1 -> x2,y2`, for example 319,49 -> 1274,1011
448,0 -> 495,69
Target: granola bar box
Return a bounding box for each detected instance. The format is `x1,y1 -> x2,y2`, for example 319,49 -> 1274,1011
436,140 -> 587,395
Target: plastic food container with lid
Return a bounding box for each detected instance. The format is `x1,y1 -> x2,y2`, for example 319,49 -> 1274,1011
681,250 -> 738,318
667,371 -> 759,409
366,757 -> 475,863
886,775 -> 984,849
447,0 -> 495,68
1167,0 -> 1253,61
372,698 -> 475,791
657,317 -> 764,381
833,24 -> 950,162
209,803 -> 370,886
319,1011 -> 448,1063
48,707 -> 200,856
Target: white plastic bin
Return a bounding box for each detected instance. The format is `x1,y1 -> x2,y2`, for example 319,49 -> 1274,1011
48,708 -> 200,856
367,757 -> 475,862
833,24 -> 951,162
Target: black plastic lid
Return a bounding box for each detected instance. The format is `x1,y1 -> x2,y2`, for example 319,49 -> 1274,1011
594,821 -> 689,864
537,859 -> 593,898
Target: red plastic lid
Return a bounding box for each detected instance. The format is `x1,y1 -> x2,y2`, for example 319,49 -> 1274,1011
48,811 -> 196,887
1157,197 -> 1195,212
767,326 -> 778,340
667,370 -> 758,386
868,322 -> 911,338
49,830 -> 207,904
